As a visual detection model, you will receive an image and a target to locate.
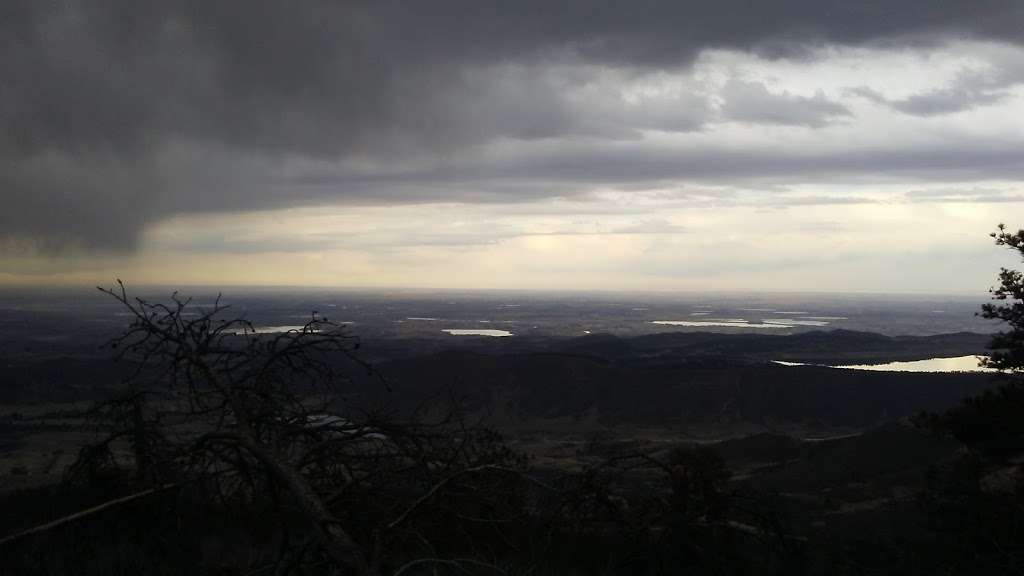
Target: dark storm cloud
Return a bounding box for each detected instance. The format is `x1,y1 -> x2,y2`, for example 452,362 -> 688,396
2,0 -> 1023,249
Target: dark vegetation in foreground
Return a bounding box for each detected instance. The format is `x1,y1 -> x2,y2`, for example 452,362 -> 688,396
0,339 -> 1019,576
0,330 -> 996,429
2,228 -> 1024,574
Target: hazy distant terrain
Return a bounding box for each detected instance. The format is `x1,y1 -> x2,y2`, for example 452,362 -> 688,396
0,288 -> 994,357
0,288 -> 1001,483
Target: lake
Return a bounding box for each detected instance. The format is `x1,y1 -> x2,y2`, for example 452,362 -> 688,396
652,320 -> 787,329
774,355 -> 994,373
442,329 -> 513,337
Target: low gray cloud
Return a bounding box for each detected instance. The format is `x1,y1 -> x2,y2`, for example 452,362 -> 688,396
904,187 -> 1024,203
2,0 -> 1024,250
848,54 -> 1024,116
848,84 -> 1010,116
891,88 -> 1009,116
608,219 -> 688,235
719,79 -> 850,126
364,137 -> 1024,189
765,196 -> 878,207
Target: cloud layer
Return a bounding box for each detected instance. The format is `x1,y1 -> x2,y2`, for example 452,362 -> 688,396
2,0 -> 1024,260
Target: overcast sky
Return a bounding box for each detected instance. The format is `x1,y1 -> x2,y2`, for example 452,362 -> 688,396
3,1 -> 1024,293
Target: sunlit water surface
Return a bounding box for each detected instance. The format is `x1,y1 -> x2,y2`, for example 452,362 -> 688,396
442,329 -> 513,337
774,355 -> 994,373
652,320 -> 787,329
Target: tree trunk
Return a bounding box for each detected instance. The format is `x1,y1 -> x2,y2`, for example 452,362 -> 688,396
210,432 -> 375,575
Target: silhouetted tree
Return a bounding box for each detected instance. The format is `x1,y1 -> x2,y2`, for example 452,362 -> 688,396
913,225 -> 1024,575
91,281 -> 375,573
981,224 -> 1024,373
925,225 -> 1024,461
2,282 -> 529,575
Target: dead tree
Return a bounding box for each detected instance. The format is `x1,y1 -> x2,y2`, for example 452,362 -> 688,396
41,281 -> 530,575
83,280 -> 377,573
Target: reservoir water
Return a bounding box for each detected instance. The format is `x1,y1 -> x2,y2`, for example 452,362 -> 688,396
442,329 -> 513,337
774,355 -> 993,373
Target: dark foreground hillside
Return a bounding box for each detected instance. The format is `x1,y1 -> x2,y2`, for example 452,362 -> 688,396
368,350 -> 993,433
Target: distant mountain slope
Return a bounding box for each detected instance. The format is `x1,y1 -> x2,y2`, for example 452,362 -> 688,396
366,347 -> 996,432
0,329 -> 997,434
560,329 -> 991,364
